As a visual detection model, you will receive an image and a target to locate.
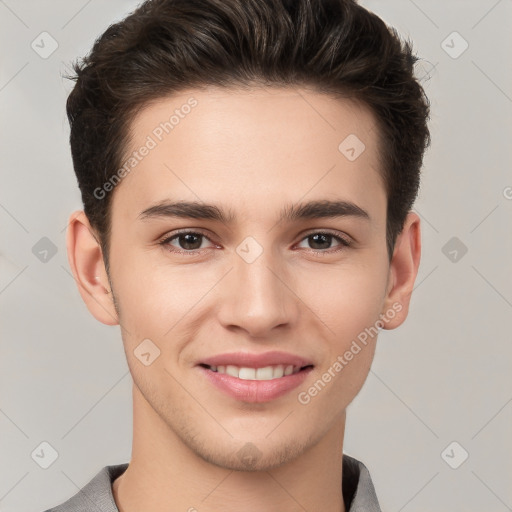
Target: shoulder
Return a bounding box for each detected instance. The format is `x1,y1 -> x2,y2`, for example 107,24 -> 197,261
342,454 -> 382,512
41,463 -> 129,512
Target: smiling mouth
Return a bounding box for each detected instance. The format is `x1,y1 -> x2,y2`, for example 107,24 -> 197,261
199,363 -> 314,381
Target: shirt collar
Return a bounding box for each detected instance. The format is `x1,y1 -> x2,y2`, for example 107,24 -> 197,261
50,455 -> 381,511
342,454 -> 382,511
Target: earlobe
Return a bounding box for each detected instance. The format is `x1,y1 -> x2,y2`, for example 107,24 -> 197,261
66,210 -> 119,326
381,211 -> 421,330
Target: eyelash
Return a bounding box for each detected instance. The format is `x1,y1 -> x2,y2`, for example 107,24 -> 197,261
158,229 -> 352,256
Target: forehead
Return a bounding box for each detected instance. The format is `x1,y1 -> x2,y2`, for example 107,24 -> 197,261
112,85 -> 385,223
131,85 -> 379,151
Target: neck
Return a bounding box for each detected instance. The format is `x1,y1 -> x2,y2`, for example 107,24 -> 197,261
113,383 -> 347,512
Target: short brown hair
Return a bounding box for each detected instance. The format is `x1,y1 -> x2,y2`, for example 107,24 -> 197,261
65,0 -> 430,269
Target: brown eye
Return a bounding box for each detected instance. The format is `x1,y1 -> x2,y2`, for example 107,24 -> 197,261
297,231 -> 351,252
173,233 -> 203,250
160,230 -> 216,253
308,233 -> 333,250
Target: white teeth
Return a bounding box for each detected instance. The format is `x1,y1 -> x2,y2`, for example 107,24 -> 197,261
239,367 -> 256,380
209,364 -> 303,380
255,366 -> 273,380
273,365 -> 284,378
226,365 -> 238,377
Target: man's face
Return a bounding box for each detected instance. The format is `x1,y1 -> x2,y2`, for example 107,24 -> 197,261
106,86 -> 392,470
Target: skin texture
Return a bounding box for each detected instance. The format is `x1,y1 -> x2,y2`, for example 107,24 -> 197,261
67,86 -> 421,512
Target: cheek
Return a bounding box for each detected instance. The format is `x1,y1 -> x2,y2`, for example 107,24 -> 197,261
109,249 -> 222,352
295,265 -> 385,412
297,259 -> 389,343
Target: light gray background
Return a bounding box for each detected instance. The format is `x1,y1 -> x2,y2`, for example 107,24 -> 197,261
1,1 -> 511,511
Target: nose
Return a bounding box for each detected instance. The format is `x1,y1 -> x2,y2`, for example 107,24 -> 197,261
216,246 -> 300,338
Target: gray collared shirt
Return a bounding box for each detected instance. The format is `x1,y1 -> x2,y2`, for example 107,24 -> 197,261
43,454 -> 382,511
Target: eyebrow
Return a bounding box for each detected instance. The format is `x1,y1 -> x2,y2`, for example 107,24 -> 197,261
138,199 -> 370,224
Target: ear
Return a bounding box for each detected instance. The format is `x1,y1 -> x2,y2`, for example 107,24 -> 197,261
66,210 -> 119,326
380,211 -> 421,330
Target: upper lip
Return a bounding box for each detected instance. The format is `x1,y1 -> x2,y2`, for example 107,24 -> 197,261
199,350 -> 314,369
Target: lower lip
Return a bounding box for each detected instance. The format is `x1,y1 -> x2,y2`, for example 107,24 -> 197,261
198,365 -> 313,403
